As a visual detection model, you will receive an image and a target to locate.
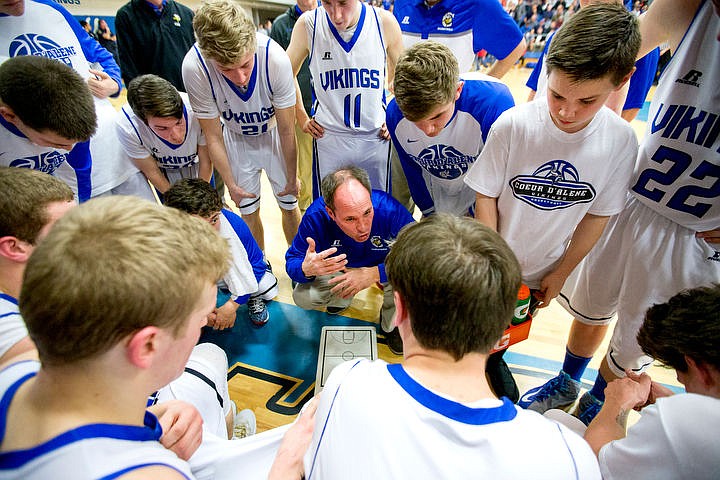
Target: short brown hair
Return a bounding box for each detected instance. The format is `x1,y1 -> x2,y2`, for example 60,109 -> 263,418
193,0 -> 257,65
393,41 -> 459,121
164,178 -> 223,218
0,167 -> 74,244
20,196 -> 230,366
127,74 -> 183,123
321,166 -> 371,212
0,56 -> 96,141
386,214 -> 521,360
546,3 -> 640,85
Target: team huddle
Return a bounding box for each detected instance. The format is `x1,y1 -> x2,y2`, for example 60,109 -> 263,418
0,0 -> 719,478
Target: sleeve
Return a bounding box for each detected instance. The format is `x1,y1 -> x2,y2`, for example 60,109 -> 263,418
463,117 -> 512,198
41,0 -> 122,95
285,210 -> 320,283
181,47 -> 222,119
588,122 -> 637,216
473,82 -> 516,143
0,310 -> 28,360
266,37 -> 297,109
623,48 -> 660,111
65,140 -> 92,202
526,34 -> 552,90
115,8 -> 141,87
115,107 -> 151,159
386,101 -> 435,215
472,0 -> 524,60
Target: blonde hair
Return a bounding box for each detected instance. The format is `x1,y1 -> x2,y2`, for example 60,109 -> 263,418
193,0 -> 257,65
393,42 -> 459,122
20,196 -> 230,366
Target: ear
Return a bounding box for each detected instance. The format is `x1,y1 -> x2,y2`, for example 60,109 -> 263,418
392,290 -> 407,329
325,206 -> 336,222
686,355 -> 718,389
0,236 -> 33,263
613,66 -> 636,91
126,326 -> 162,369
455,81 -> 464,101
0,105 -> 18,125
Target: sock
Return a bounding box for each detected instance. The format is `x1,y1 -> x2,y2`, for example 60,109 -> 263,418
561,348 -> 592,381
588,373 -> 608,402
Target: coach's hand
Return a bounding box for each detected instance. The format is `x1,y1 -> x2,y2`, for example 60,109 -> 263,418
301,237 -> 347,278
87,69 -> 119,98
328,267 -> 379,299
303,118 -> 324,139
227,183 -> 257,209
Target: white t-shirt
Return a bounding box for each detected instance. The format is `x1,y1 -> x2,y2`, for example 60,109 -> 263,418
464,98 -> 637,287
0,294 -> 26,360
599,393 -> 720,479
304,359 -> 600,479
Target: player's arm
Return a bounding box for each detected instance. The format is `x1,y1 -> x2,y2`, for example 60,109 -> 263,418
379,8 -> 404,85
474,193 -> 499,231
287,14 -> 322,138
276,105 -> 301,197
196,143 -> 213,183
487,37 -> 527,80
198,117 -> 256,208
131,155 -> 171,193
537,213 -> 610,307
638,0 -> 701,58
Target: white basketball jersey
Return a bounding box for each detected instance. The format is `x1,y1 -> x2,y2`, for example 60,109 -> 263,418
307,3 -> 387,134
182,34 -> 296,137
116,92 -> 206,172
0,361 -> 193,480
630,1 -> 720,231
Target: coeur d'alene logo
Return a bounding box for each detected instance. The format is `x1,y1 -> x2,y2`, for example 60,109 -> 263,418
509,160 -> 595,210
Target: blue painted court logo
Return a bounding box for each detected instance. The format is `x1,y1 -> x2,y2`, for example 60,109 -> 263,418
509,160 -> 595,210
412,144 -> 475,180
9,151 -> 67,174
9,34 -> 77,67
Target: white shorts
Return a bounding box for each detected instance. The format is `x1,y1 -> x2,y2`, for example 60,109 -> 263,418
156,343 -> 231,440
224,127 -> 297,215
559,196 -> 720,376
94,170 -> 157,202
254,268 -> 279,301
163,162 -> 201,186
312,131 -> 390,198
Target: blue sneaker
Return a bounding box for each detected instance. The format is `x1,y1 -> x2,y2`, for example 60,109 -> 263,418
518,371 -> 581,413
247,296 -> 269,326
575,392 -> 603,426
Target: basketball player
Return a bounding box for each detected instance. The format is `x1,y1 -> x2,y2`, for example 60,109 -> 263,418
117,74 -> 212,195
182,0 -> 301,251
285,0 -> 404,197
1,0 -> 156,202
522,0 -> 720,425
303,214 -> 600,479
464,4 -> 639,402
387,41 -> 514,217
0,196 -> 314,479
165,179 -> 279,328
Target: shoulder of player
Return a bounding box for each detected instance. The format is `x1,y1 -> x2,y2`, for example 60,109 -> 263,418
115,464 -> 190,480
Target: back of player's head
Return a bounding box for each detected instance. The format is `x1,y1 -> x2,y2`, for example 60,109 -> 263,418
0,56 -> 97,142
20,196 -> 230,366
386,214 -> 521,360
194,0 -> 257,65
546,3 -> 640,85
127,74 -> 183,123
0,167 -> 74,244
393,41 -> 459,122
321,166 -> 371,212
637,284 -> 720,374
164,178 -> 223,217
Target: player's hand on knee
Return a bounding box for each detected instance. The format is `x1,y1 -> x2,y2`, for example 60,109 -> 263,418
303,118 -> 324,139
279,177 -> 301,197
87,69 -> 120,98
227,184 -> 257,208
150,400 -> 204,461
302,237 -> 347,277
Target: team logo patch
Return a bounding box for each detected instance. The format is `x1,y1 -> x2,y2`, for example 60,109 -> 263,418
9,34 -> 76,67
173,13 -> 182,26
442,12 -> 454,28
509,160 -> 595,210
410,144 -> 474,180
370,236 -> 384,248
9,151 -> 67,174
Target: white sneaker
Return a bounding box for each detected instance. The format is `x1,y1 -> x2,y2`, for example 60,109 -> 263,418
232,407 -> 257,439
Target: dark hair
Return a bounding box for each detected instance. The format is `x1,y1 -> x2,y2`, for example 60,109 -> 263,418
0,167 -> 74,244
546,3 -> 640,85
320,166 -> 371,211
637,284 -> 720,373
386,214 -> 522,360
0,56 -> 96,141
164,178 -> 223,217
127,74 -> 183,123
